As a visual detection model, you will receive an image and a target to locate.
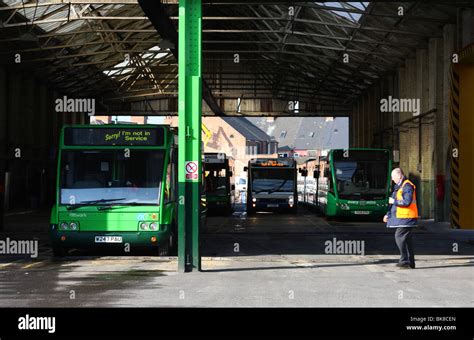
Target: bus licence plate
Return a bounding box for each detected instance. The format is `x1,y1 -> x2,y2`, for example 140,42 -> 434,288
353,211 -> 370,215
267,204 -> 279,207
95,236 -> 123,243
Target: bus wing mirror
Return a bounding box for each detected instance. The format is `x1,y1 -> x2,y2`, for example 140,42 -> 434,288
228,171 -> 233,177
314,171 -> 320,178
243,166 -> 248,172
231,184 -> 235,191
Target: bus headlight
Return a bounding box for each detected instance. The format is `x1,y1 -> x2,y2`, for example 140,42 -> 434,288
139,222 -> 149,231
252,197 -> 257,202
288,195 -> 294,204
340,203 -> 350,210
60,222 -> 69,230
69,222 -> 79,231
149,222 -> 158,231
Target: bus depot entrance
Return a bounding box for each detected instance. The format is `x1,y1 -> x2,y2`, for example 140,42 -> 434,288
0,0 -> 473,310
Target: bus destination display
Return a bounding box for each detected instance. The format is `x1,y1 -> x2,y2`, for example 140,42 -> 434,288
64,127 -> 165,146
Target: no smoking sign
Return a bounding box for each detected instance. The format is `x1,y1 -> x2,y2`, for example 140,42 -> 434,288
185,161 -> 199,180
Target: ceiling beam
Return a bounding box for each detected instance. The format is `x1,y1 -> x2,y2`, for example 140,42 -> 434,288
138,0 -> 225,115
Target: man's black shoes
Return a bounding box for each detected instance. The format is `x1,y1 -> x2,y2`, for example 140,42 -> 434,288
396,263 -> 415,269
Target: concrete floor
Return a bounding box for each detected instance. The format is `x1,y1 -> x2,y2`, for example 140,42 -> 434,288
0,206 -> 473,307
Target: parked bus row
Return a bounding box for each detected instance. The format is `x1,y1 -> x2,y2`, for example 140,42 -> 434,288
297,149 -> 392,218
51,125 -> 241,257
51,125 -> 201,257
243,149 -> 392,219
50,124 -> 392,256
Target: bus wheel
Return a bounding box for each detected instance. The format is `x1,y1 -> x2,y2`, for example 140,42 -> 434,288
169,219 -> 178,255
169,231 -> 177,256
52,245 -> 68,257
158,241 -> 170,256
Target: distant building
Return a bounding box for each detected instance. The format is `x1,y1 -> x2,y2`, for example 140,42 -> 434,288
164,116 -> 278,176
248,117 -> 349,158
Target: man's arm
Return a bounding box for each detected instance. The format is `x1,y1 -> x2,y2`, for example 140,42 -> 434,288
394,183 -> 414,207
385,192 -> 394,220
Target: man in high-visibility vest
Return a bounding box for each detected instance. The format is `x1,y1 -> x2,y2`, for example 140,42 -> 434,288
383,168 -> 419,269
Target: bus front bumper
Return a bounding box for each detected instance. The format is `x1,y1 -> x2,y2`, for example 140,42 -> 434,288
50,225 -> 171,249
251,200 -> 295,211
331,206 -> 386,217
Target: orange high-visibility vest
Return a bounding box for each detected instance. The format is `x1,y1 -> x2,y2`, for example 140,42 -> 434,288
395,179 -> 419,219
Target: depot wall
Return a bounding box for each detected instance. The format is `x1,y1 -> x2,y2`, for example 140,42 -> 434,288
350,22 -> 473,223
0,67 -> 87,211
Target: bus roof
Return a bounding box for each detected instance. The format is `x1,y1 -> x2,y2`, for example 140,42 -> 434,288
61,124 -> 174,130
328,148 -> 390,152
329,148 -> 391,161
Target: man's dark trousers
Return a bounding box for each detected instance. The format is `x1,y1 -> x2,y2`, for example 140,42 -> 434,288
395,227 -> 415,266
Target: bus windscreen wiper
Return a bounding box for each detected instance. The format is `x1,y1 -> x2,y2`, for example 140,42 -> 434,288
268,180 -> 288,194
67,198 -> 127,210
66,205 -> 82,210
79,198 -> 127,204
96,201 -> 156,210
102,201 -> 157,206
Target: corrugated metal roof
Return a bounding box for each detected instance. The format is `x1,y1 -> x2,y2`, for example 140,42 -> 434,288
0,0 -> 464,112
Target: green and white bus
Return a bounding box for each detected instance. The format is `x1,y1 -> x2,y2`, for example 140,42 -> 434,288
50,125 -> 179,256
204,153 -> 235,215
299,148 -> 392,218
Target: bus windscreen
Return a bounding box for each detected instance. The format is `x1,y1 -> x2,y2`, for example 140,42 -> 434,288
205,166 -> 227,195
332,150 -> 389,200
60,149 -> 164,205
252,168 -> 294,193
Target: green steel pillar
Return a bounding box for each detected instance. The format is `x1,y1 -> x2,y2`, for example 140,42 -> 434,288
178,0 -> 202,272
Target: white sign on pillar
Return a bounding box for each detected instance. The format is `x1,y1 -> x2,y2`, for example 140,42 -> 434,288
185,161 -> 199,181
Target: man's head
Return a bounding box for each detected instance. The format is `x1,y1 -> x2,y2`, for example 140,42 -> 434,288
391,168 -> 404,184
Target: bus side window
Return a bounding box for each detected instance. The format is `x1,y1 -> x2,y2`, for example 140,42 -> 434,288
164,148 -> 175,203
164,161 -> 171,203
170,148 -> 177,202
324,166 -> 332,191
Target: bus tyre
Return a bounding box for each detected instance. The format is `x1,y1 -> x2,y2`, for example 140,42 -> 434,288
52,245 -> 68,257
169,229 -> 177,256
158,241 -> 170,256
